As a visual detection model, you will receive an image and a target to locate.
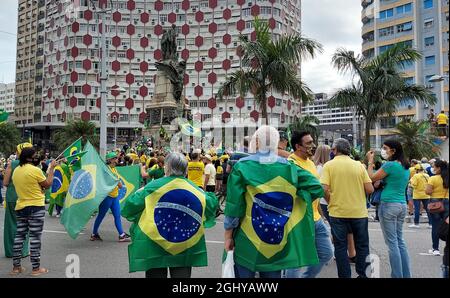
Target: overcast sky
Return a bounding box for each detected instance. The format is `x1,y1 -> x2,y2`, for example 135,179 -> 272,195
0,0 -> 361,94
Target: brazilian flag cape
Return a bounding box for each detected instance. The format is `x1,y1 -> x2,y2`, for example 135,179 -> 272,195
121,176 -> 218,272
224,155 -> 324,272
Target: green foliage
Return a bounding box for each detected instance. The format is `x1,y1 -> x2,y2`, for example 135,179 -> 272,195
288,115 -> 320,143
0,123 -> 22,156
217,18 -> 322,124
53,120 -> 99,152
329,44 -> 436,152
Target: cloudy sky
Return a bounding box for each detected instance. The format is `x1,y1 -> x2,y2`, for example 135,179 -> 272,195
0,0 -> 361,94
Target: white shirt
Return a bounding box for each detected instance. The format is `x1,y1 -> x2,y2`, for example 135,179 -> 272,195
204,163 -> 216,186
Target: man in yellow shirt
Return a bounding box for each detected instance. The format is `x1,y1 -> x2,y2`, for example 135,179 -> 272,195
284,131 -> 333,278
91,152 -> 130,242
320,138 -> 374,278
187,150 -> 204,188
409,164 -> 431,228
436,110 -> 448,137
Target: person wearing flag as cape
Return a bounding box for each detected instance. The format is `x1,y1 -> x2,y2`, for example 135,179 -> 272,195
90,152 -> 131,242
2,143 -> 33,258
121,152 -> 218,278
224,125 -> 324,278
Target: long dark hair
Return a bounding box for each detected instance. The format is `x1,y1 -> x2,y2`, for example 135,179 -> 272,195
19,147 -> 35,166
434,159 -> 449,189
383,139 -> 409,170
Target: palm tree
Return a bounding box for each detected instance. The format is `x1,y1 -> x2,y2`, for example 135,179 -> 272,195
53,120 -> 99,151
289,115 -> 320,142
329,44 -> 436,152
392,119 -> 439,160
0,123 -> 21,156
217,18 -> 322,124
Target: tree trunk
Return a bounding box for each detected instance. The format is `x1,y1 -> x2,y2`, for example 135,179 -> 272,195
364,119 -> 371,153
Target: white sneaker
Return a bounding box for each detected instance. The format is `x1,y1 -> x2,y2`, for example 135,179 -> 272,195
408,224 -> 420,228
427,225 -> 432,229
56,214 -> 60,218
428,249 -> 441,256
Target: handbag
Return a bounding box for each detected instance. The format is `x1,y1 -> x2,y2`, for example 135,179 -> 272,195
428,200 -> 444,214
370,189 -> 382,206
221,250 -> 235,278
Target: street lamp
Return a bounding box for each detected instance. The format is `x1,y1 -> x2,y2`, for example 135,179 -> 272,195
428,74 -> 449,112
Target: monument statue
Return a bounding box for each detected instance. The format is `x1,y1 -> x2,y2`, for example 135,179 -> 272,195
155,24 -> 186,103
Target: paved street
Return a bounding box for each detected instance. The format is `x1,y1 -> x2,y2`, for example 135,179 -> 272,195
0,206 -> 444,278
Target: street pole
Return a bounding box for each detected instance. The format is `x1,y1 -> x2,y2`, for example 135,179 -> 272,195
99,11 -> 107,158
352,109 -> 357,148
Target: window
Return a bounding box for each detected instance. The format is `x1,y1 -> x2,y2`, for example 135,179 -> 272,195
424,0 -> 433,9
379,26 -> 394,37
424,18 -> 434,28
424,36 -> 435,46
425,55 -> 436,66
243,8 -> 251,16
379,8 -> 394,19
379,44 -> 393,53
397,22 -> 413,32
396,3 -> 412,15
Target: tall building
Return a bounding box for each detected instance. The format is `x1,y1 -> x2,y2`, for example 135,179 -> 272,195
361,0 -> 449,145
0,82 -> 16,114
303,93 -> 362,145
18,0 -> 303,149
14,0 -> 45,127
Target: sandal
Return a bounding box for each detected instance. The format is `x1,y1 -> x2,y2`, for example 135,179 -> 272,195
31,267 -> 49,276
9,266 -> 26,275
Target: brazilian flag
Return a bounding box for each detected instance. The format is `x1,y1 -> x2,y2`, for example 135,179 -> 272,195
62,138 -> 83,171
61,141 -> 119,239
116,165 -> 142,210
48,164 -> 71,215
224,155 -> 324,272
121,176 -> 218,272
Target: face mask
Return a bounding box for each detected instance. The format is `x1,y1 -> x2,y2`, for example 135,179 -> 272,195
380,149 -> 389,160
431,168 -> 436,174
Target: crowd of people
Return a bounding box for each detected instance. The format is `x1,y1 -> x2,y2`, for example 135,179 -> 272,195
0,124 -> 448,278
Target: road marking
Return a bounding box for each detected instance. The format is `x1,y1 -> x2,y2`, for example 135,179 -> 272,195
419,253 -> 438,256
206,240 -> 224,244
368,228 -> 416,233
43,229 -> 84,235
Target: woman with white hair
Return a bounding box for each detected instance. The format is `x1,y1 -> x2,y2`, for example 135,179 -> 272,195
121,152 -> 218,278
224,125 -> 324,278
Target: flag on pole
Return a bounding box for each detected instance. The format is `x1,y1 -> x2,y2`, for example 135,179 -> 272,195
60,141 -> 118,239
116,165 -> 142,209
50,164 -> 71,207
60,138 -> 83,170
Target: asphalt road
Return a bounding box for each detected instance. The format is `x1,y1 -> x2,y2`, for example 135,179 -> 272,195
0,207 -> 444,278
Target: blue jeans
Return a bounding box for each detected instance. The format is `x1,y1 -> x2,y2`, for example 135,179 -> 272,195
429,199 -> 449,250
93,196 -> 124,236
442,265 -> 449,278
379,202 -> 411,278
285,219 -> 334,278
234,263 -> 281,278
329,217 -> 370,278
413,199 -> 431,225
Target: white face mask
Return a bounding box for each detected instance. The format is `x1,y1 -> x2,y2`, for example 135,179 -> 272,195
380,149 -> 389,160
431,168 -> 436,174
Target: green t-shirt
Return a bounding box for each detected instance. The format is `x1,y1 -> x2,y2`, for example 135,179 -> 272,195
5,160 -> 19,203
147,167 -> 165,180
380,161 -> 410,203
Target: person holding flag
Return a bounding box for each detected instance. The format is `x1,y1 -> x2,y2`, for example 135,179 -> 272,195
2,143 -> 33,258
90,152 -> 131,242
121,152 -> 218,278
224,126 -> 324,278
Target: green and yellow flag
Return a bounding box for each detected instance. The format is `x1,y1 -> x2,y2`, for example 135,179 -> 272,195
0,109 -> 8,124
61,138 -> 83,171
50,164 -> 71,207
121,176 -> 218,272
224,155 -> 324,272
116,165 -> 142,209
61,141 -> 119,239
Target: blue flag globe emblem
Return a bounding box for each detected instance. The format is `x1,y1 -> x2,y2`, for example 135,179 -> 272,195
251,192 -> 293,244
51,169 -> 63,193
154,189 -> 203,243
68,169 -> 94,199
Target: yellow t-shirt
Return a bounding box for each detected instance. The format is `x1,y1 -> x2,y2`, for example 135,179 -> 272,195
410,173 -> 430,199
288,154 -> 321,221
427,175 -> 449,199
188,161 -> 205,187
409,167 -> 416,179
320,155 -> 372,218
217,165 -> 223,174
108,166 -> 120,198
140,154 -> 147,164
436,113 -> 448,125
12,164 -> 47,210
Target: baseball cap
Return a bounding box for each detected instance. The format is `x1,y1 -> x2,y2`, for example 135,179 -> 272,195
16,142 -> 33,157
105,152 -> 118,160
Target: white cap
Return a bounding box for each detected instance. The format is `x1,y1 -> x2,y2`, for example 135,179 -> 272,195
193,148 -> 201,154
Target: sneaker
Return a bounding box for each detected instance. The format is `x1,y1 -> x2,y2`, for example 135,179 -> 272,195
408,224 -> 420,228
428,249 -> 440,256
55,213 -> 60,218
90,234 -> 102,241
427,225 -> 432,229
119,233 -> 131,242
